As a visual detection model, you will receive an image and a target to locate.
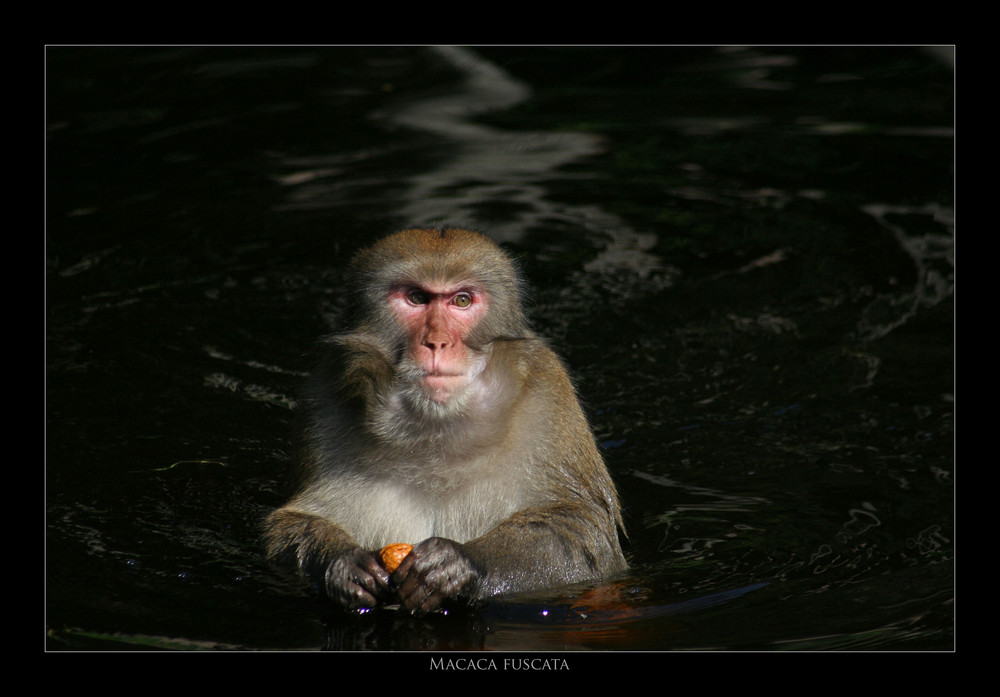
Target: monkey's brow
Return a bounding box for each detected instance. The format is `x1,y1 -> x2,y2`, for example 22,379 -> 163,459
392,282 -> 482,296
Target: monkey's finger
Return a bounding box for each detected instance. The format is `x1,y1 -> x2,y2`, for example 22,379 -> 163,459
362,557 -> 393,590
392,552 -> 419,582
400,585 -> 439,615
395,571 -> 436,614
333,580 -> 379,609
416,589 -> 446,615
393,567 -> 422,599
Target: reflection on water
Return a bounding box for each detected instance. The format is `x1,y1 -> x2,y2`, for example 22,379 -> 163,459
276,46 -> 666,279
858,203 -> 954,342
46,46 -> 953,652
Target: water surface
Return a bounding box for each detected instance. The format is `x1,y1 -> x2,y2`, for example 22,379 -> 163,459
46,45 -> 953,652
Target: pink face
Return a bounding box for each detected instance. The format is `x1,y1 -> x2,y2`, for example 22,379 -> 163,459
389,282 -> 488,404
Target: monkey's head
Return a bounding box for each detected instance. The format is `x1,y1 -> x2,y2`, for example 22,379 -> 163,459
348,228 -> 531,406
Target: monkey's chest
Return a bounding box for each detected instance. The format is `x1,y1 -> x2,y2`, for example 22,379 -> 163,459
337,475 -> 521,550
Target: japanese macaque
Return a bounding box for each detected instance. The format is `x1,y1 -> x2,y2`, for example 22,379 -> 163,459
263,227 -> 627,614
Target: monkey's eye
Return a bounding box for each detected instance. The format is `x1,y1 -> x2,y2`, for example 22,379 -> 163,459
452,292 -> 473,308
406,289 -> 430,305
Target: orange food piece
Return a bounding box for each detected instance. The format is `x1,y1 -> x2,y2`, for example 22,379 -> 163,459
378,543 -> 413,573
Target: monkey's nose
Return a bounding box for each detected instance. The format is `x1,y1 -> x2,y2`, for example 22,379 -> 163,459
422,334 -> 450,351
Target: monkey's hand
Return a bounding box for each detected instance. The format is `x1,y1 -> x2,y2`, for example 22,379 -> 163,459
323,547 -> 392,610
392,537 -> 482,615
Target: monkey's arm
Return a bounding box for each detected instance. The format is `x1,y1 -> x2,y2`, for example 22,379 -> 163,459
263,508 -> 391,609
466,503 -> 627,596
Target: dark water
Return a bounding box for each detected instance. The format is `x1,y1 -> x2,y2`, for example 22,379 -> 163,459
46,46 -> 953,653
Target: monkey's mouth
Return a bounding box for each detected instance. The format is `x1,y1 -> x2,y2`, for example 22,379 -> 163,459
420,372 -> 468,402
422,371 -> 465,384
